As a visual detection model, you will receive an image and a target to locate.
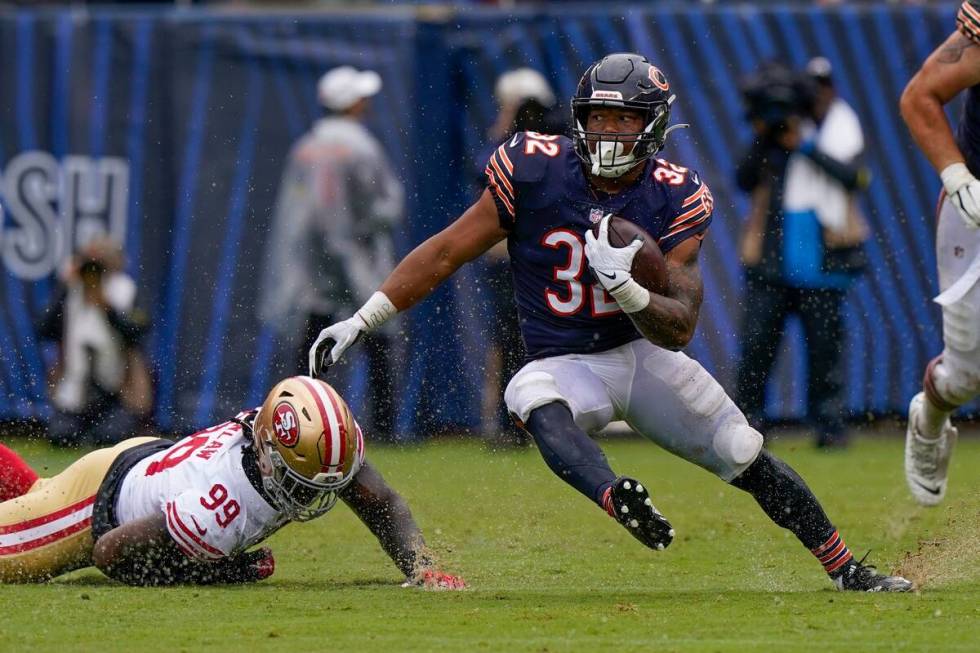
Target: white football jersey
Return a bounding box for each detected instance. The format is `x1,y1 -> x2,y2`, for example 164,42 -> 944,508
116,413 -> 286,561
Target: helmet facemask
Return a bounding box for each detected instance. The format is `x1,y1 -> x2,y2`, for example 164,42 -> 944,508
259,444 -> 343,521
572,98 -> 672,178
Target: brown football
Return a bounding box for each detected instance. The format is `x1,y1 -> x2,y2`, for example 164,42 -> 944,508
592,216 -> 668,295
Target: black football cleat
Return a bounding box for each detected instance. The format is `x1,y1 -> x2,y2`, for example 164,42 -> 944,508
831,554 -> 914,592
606,477 -> 674,551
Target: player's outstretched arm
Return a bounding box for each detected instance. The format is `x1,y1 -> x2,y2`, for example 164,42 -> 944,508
340,459 -> 466,590
310,190 -> 507,375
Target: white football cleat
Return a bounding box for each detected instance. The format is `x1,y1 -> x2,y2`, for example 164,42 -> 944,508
904,393 -> 957,507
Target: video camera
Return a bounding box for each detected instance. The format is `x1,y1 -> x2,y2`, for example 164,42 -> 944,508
740,62 -> 816,140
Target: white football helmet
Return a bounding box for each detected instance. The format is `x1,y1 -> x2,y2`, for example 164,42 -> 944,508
252,376 -> 364,521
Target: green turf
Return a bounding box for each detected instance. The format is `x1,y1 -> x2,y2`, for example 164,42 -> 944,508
1,435 -> 978,652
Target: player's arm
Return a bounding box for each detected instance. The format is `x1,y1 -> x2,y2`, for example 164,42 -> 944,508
379,189 -> 507,309
624,237 -> 703,350
340,459 -> 465,589
93,515 -> 273,586
900,31 -> 980,173
309,189 -> 507,374
901,26 -> 980,229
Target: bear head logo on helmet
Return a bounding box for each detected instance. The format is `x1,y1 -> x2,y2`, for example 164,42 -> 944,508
571,52 -> 686,178
252,376 -> 364,521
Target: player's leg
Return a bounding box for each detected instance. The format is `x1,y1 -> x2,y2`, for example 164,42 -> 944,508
0,437 -> 157,582
734,272 -> 790,433
621,340 -> 911,590
506,356 -> 617,502
0,444 -> 39,501
906,196 -> 979,505
799,288 -> 847,448
506,350 -> 673,550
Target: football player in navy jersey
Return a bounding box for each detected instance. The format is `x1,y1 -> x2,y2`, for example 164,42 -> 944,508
311,53 -> 911,591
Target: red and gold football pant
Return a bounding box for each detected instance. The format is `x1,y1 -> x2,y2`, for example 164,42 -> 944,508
0,437 -> 158,582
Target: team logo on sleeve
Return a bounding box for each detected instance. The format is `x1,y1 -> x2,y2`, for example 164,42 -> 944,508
273,402 -> 300,447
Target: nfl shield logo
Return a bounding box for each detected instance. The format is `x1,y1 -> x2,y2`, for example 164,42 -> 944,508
589,208 -> 605,224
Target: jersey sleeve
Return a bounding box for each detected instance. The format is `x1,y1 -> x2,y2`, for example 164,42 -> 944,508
483,132 -> 554,230
957,1 -> 980,43
164,488 -> 245,562
657,168 -> 714,253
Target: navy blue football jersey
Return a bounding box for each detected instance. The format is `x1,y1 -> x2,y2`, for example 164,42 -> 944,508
484,131 -> 713,360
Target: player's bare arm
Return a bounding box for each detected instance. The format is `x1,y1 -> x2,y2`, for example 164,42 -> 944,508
310,189 -> 507,374
340,459 -> 425,577
341,460 -> 466,589
627,237 -> 703,350
900,31 -> 980,172
901,28 -> 980,229
379,189 -> 507,310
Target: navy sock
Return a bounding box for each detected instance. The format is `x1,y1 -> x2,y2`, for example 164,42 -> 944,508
730,449 -> 837,552
523,403 -> 617,505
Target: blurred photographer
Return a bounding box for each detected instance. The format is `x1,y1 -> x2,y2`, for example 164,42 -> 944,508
36,238 -> 152,446
734,61 -> 869,449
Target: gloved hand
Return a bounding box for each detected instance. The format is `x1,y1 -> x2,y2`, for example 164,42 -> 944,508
584,213 -> 644,293
941,163 -> 980,229
308,315 -> 367,377
221,547 -> 276,583
401,569 -> 467,591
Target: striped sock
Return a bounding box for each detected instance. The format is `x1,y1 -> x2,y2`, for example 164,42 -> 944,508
811,530 -> 854,575
601,487 -> 616,517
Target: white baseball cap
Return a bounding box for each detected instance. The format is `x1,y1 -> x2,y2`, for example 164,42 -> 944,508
494,68 -> 556,109
317,66 -> 382,112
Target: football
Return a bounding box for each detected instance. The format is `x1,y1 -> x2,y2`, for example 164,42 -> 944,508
594,216 -> 668,295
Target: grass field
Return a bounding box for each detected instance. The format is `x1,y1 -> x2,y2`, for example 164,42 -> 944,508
1,434 -> 978,652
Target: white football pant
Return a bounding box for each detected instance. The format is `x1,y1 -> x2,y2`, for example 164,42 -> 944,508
505,338 -> 763,481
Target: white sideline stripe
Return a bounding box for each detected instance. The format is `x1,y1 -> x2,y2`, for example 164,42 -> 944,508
0,504 -> 93,547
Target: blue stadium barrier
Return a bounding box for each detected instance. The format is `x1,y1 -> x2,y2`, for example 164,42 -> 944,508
0,3 -> 962,437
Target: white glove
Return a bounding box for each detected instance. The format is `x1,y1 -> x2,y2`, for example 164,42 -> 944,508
584,214 -> 644,292
308,292 -> 397,376
308,315 -> 367,377
584,214 -> 650,313
941,163 -> 980,229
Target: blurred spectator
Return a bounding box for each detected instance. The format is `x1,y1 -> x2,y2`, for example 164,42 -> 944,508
472,68 -> 564,445
258,65 -> 403,440
36,238 -> 152,446
733,60 -> 869,449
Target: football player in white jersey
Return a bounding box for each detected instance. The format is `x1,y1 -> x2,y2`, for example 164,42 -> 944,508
0,376 -> 465,588
899,0 -> 980,505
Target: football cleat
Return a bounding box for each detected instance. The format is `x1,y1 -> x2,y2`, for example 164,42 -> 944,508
604,477 -> 674,551
831,554 -> 914,592
905,393 -> 957,507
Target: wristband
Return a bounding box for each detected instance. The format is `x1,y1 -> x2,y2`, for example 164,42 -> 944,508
609,278 -> 651,314
355,291 -> 398,331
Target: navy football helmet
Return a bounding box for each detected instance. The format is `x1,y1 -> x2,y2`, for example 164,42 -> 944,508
571,53 -> 683,178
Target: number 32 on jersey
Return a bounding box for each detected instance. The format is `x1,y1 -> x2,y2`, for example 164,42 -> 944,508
542,229 -> 620,317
